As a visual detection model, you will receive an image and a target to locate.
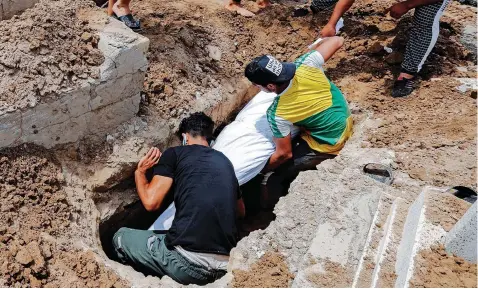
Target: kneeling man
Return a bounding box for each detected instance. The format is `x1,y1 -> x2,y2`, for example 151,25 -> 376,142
112,112 -> 244,285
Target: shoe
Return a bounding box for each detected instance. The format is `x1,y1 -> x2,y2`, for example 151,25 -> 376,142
113,13 -> 141,32
391,77 -> 416,98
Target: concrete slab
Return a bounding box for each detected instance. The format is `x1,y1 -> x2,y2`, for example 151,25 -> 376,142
394,188 -> 471,288
352,194 -> 395,287
445,202 -> 477,263
226,129 -> 398,287
0,19 -> 149,149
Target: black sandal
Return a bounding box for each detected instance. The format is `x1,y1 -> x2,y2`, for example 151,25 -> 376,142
113,13 -> 141,32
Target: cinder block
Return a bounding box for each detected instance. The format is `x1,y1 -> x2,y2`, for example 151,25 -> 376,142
394,188 -> 471,288
0,19 -> 149,149
445,202 -> 477,263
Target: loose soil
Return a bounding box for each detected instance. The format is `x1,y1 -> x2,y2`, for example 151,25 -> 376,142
133,0 -> 476,189
0,0 -> 104,114
307,260 -> 354,287
0,145 -> 127,287
232,252 -> 295,287
409,244 -> 477,288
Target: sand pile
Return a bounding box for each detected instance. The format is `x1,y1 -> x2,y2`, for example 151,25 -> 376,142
0,145 -> 127,287
0,0 -> 104,114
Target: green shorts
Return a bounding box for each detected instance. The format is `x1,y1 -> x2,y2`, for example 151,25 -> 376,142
112,228 -> 226,285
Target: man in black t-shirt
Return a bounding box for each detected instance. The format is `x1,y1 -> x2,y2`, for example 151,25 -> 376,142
112,112 -> 245,285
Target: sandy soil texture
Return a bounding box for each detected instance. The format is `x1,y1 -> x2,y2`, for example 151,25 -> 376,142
0,145 -> 127,287
410,244 -> 477,288
232,252 -> 295,287
0,0 -> 104,114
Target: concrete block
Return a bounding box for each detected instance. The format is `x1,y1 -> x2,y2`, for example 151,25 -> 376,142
461,25 -> 477,57
21,83 -> 91,134
394,188 -> 471,288
353,194 -> 409,288
445,202 -> 477,263
98,19 -> 149,81
0,18 -> 149,149
353,194 -> 395,287
0,0 -> 39,20
291,173 -> 382,288
0,111 -> 22,147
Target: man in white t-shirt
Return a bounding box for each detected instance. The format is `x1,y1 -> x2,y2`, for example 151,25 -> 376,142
149,91 -> 299,230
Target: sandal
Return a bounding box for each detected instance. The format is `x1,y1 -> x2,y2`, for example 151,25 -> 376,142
113,13 -> 141,32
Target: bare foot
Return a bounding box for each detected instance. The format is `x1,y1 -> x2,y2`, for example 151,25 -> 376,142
225,2 -> 255,17
112,1 -> 131,17
397,72 -> 414,80
256,0 -> 271,9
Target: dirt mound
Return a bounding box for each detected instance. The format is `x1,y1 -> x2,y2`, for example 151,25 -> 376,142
410,244 -> 477,288
0,145 -> 126,287
232,252 -> 295,287
0,0 -> 104,114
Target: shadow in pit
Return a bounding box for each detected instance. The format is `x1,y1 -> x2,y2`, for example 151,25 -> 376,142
98,172 -> 290,264
98,171 -> 174,261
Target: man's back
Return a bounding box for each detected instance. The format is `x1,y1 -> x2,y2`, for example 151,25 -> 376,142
266,51 -> 353,155
213,92 -> 299,185
153,145 -> 239,255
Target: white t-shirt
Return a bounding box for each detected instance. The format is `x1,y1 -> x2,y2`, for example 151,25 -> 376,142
148,91 -> 298,231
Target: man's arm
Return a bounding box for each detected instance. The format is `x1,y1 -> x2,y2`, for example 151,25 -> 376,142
262,134 -> 293,173
135,147 -> 174,211
135,173 -> 173,211
309,36 -> 345,63
388,0 -> 442,19
321,0 -> 355,37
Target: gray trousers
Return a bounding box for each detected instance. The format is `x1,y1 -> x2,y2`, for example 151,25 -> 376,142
310,0 -> 451,74
113,228 -> 226,285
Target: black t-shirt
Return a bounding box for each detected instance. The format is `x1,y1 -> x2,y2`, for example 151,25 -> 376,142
152,145 -> 240,255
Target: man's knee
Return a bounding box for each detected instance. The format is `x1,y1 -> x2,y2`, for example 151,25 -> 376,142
112,227 -> 130,261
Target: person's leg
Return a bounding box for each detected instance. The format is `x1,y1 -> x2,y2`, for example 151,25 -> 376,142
112,228 -> 222,285
256,0 -> 271,9
310,0 -> 339,13
261,138 -> 335,205
111,0 -> 141,30
112,228 -> 168,276
224,0 -> 255,17
392,0 -> 451,97
112,0 -> 132,16
107,0 -> 115,16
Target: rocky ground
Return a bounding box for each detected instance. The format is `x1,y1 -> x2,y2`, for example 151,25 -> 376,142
0,0 -> 476,287
0,0 -> 104,114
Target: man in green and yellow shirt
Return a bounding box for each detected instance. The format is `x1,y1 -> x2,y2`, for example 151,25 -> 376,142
244,36 -> 353,185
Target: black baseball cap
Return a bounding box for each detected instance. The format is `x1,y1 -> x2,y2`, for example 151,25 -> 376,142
245,55 -> 296,86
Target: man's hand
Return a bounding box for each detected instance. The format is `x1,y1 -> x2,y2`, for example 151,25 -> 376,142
137,147 -> 161,174
387,2 -> 410,19
320,23 -> 337,37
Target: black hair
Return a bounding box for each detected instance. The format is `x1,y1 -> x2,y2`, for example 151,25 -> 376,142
177,112 -> 214,141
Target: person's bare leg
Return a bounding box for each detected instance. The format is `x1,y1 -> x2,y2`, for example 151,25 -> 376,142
107,0 -> 116,16
224,0 -> 255,17
256,0 -> 271,9
112,0 -> 132,16
397,72 -> 414,80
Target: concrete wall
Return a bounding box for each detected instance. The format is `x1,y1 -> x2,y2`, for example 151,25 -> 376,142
0,19 -> 149,149
0,0 -> 39,20
445,202 -> 477,263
